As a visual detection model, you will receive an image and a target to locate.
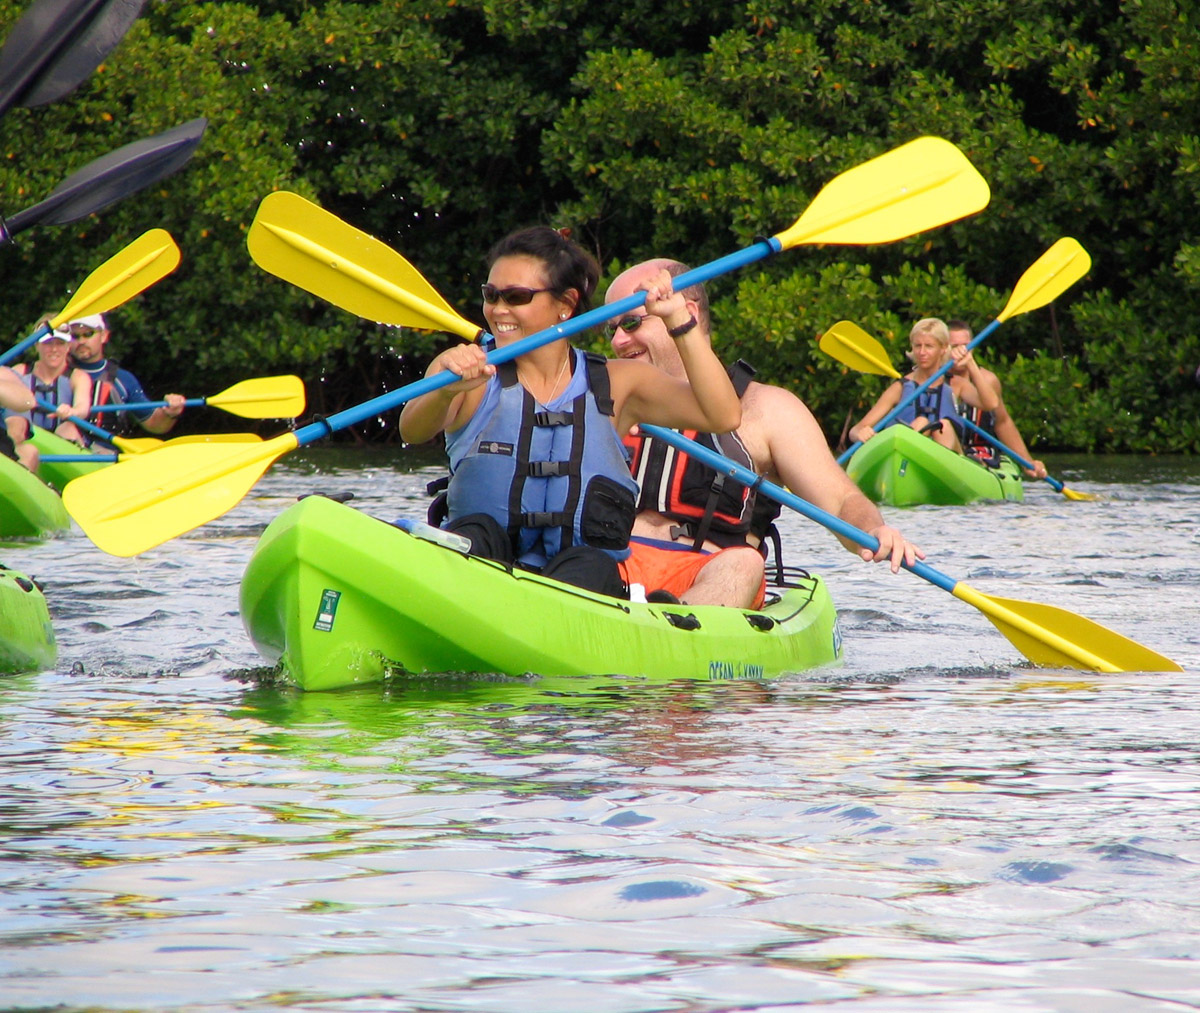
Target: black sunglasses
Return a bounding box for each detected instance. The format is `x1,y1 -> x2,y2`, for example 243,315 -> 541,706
604,314 -> 650,339
67,324 -> 99,338
480,284 -> 554,306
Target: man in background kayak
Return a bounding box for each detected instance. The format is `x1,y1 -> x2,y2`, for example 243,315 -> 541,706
606,259 -> 922,609
946,320 -> 1048,480
66,313 -> 186,437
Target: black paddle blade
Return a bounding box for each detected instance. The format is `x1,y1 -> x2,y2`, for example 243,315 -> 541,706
1,117 -> 207,242
0,0 -> 145,117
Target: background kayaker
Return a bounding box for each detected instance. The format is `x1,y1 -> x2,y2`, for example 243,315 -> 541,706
608,258 -> 923,609
947,319 -> 1049,480
67,313 -> 186,438
399,227 -> 741,597
3,320 -> 92,453
847,317 -> 994,451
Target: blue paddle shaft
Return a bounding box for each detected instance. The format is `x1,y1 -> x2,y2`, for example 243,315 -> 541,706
640,422 -> 959,594
0,324 -> 49,366
292,239 -> 781,446
33,397 -> 118,443
836,318 -> 1000,465
38,453 -> 118,462
91,397 -> 201,413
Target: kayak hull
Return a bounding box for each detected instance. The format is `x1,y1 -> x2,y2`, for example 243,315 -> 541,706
29,425 -> 109,493
0,452 -> 69,538
846,425 -> 1024,507
240,496 -> 844,692
0,563 -> 56,674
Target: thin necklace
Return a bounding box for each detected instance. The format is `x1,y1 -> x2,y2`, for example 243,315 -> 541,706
519,351 -> 571,403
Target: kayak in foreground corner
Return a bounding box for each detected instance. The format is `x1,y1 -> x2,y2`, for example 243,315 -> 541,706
0,451 -> 69,538
0,562 -> 56,674
239,495 -> 844,692
845,424 -> 1024,507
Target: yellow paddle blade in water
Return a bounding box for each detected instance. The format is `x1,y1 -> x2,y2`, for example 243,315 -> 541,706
247,192 -> 479,339
953,585 -> 1183,673
775,137 -> 990,249
997,237 -> 1091,322
819,320 -> 902,378
206,375 -> 306,418
51,229 -> 180,327
63,434 -> 299,556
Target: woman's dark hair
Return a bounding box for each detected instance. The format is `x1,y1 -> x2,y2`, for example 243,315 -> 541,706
485,227 -> 600,317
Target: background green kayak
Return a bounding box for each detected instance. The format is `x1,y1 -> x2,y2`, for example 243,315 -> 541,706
0,562 -> 56,674
846,425 -> 1024,507
240,496 -> 844,692
0,452 -> 69,538
28,426 -> 110,493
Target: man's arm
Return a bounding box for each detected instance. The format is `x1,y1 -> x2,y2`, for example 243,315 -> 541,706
757,384 -> 923,572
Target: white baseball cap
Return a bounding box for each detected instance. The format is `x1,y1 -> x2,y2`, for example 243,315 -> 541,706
67,313 -> 108,330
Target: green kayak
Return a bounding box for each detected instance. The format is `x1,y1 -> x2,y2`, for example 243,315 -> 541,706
0,452 -> 69,538
0,562 -> 56,673
846,424 -> 1024,507
240,496 -> 844,692
28,425 -> 111,493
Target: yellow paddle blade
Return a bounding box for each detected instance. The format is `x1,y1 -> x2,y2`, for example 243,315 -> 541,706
953,584 -> 1182,673
112,436 -> 162,453
206,375 -> 306,418
997,238 -> 1091,322
63,433 -> 299,556
247,192 -> 479,339
163,432 -> 263,446
51,229 -> 181,327
775,137 -> 990,249
819,320 -> 902,378
1060,485 -> 1100,502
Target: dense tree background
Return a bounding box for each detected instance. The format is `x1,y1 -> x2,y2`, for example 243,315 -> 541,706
2,0 -> 1197,451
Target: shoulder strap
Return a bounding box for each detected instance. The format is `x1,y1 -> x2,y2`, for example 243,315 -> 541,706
583,352 -> 614,416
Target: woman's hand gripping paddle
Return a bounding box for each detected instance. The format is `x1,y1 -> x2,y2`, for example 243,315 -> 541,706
64,135 -> 991,555
835,238 -> 1092,465
638,423 -> 1181,673
0,228 -> 180,366
821,319 -> 1099,501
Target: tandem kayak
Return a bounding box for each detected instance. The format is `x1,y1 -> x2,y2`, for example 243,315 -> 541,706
0,452 -> 69,538
845,425 -> 1024,507
0,562 -> 56,674
240,496 -> 844,692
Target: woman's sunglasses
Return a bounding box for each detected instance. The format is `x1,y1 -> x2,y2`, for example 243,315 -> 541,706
481,284 -> 554,306
604,314 -> 649,339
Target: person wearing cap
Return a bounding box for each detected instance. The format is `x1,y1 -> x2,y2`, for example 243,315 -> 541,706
66,313 -> 185,436
3,319 -> 92,457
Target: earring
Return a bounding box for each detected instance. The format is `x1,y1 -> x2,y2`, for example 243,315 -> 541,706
560,313 -> 568,319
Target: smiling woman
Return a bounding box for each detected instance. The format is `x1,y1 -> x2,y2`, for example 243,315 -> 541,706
4,320 -> 92,454
397,225 -> 742,597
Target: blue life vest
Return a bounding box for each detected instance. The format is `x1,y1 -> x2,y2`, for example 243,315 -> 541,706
14,371 -> 75,432
445,348 -> 638,569
890,377 -> 960,428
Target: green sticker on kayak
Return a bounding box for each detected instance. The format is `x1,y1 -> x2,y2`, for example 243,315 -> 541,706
314,589 -> 341,632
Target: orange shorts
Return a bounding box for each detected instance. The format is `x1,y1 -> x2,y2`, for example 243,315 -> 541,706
618,539 -> 766,609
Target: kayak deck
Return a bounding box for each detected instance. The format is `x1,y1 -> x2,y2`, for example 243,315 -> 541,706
0,562 -> 56,674
240,496 -> 844,692
846,425 -> 1024,507
29,425 -> 110,493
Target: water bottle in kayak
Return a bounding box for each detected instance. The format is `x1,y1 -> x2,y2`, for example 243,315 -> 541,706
394,518 -> 472,553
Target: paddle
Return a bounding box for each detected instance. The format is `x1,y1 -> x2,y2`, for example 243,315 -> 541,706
954,415 -> 1098,501
0,0 -> 145,118
0,118 -> 207,246
821,319 -> 1099,501
38,433 -> 265,464
637,424 -> 1179,672
64,134 -> 992,555
30,395 -> 161,452
0,228 -> 180,366
835,238 -> 1092,465
88,375 -> 306,419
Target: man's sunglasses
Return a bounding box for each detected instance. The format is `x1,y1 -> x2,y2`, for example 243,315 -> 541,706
67,324 -> 100,338
604,314 -> 649,339
480,284 -> 554,306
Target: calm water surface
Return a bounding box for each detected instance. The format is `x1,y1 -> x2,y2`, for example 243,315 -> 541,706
1,450 -> 1198,1012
